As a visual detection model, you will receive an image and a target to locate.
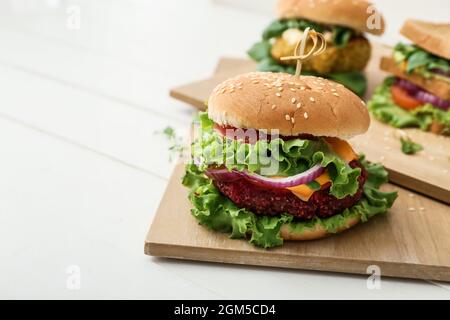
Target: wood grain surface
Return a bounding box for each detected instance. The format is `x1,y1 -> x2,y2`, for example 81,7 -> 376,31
145,164 -> 450,282
169,43 -> 450,203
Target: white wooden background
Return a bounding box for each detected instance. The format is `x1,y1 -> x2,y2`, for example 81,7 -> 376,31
0,0 -> 449,299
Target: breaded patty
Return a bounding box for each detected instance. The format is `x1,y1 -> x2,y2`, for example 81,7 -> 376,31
271,36 -> 371,74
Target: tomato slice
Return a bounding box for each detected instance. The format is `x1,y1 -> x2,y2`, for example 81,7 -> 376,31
390,85 -> 423,110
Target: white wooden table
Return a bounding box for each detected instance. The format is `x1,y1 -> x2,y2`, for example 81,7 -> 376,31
0,0 -> 449,299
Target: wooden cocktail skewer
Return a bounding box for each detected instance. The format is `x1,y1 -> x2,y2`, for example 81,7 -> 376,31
280,27 -> 327,77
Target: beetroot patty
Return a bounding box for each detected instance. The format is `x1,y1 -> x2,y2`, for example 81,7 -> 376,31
213,160 -> 367,220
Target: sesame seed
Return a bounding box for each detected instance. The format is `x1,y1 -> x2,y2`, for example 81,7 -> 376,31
361,100 -> 366,106
291,98 -> 297,104
309,97 -> 315,102
291,117 -> 295,124
285,114 -> 291,121
408,207 -> 416,211
397,129 -> 407,138
317,87 -> 323,90
276,92 -> 281,97
304,112 -> 309,119
300,86 -> 306,90
252,80 -> 259,84
408,193 -> 415,198
331,88 -> 337,92
290,88 -> 296,92
333,93 -> 339,97
278,87 -> 284,92
271,105 -> 277,110
419,207 -> 425,211
230,89 -> 235,93
297,103 -> 302,109
220,88 -> 226,94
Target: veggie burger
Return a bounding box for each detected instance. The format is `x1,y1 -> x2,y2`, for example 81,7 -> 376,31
369,19 -> 450,135
183,72 -> 397,248
248,0 -> 385,97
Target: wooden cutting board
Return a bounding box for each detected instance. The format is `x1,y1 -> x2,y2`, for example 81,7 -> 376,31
145,163 -> 450,282
170,43 -> 450,204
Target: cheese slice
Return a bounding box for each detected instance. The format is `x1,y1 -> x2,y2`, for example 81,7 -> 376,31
315,171 -> 331,185
287,184 -> 315,202
286,138 -> 355,201
324,137 -> 358,162
269,138 -> 356,202
287,172 -> 331,202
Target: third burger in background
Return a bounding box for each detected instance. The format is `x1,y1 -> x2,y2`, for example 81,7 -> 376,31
248,0 -> 385,97
368,19 -> 450,136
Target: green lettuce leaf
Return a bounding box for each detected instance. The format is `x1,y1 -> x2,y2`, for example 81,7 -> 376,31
360,155 -> 388,190
250,215 -> 292,248
327,71 -> 367,97
253,61 -> 367,97
367,77 -> 450,133
262,20 -> 289,41
247,40 -> 271,62
332,26 -> 354,48
410,104 -> 450,134
256,57 -> 294,73
393,43 -> 450,80
194,112 -> 360,199
307,71 -> 367,97
407,50 -> 430,73
307,181 -> 321,191
182,155 -> 397,249
400,137 -> 423,155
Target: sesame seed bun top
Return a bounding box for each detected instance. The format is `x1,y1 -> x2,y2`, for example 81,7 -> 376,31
208,72 -> 370,139
277,0 -> 385,36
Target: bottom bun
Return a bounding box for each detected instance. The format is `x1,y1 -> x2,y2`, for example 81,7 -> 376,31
280,216 -> 361,241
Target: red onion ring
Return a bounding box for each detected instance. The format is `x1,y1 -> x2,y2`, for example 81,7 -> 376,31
395,78 -> 420,94
204,168 -> 243,182
414,90 -> 450,110
395,77 -> 450,110
206,165 -> 325,189
430,68 -> 450,78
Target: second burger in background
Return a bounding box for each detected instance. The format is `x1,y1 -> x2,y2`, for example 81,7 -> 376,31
368,19 -> 450,136
248,0 -> 385,97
